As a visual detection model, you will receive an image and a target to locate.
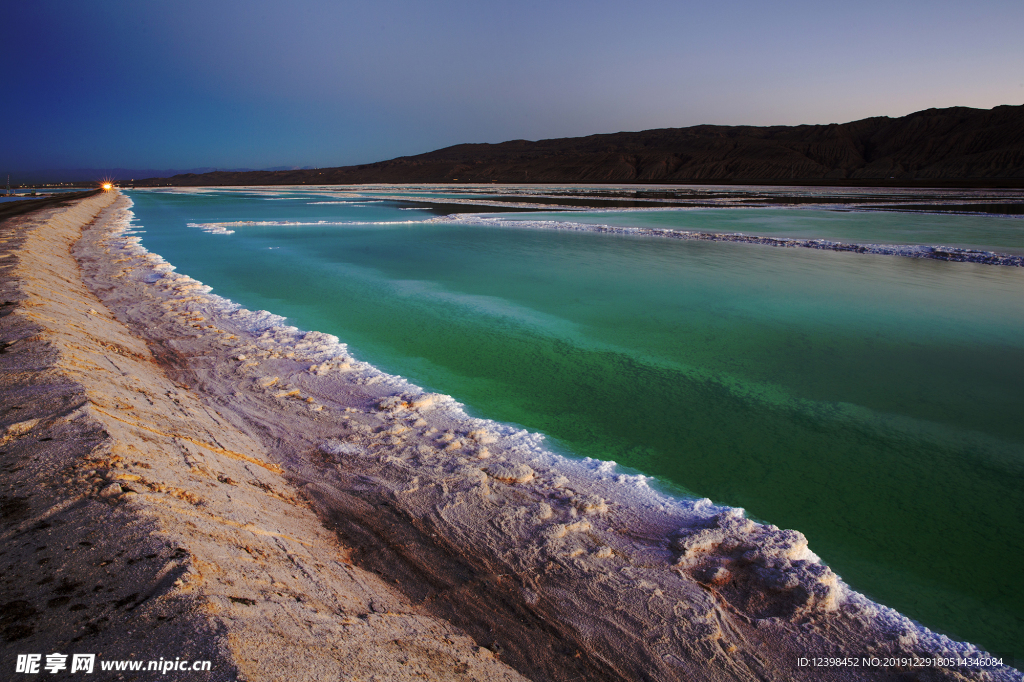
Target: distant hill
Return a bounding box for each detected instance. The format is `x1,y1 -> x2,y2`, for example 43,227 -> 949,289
133,105 -> 1024,187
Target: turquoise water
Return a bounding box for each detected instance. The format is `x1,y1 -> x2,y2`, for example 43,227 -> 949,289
126,188 -> 1024,662
497,208 -> 1024,254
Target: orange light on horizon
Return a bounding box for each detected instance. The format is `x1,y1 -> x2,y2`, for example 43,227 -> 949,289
102,183 -> 113,191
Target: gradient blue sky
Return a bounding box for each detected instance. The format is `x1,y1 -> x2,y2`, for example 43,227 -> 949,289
3,0 -> 1022,172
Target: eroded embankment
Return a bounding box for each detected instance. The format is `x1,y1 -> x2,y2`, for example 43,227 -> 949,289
68,192 -> 1021,682
0,192 -> 527,681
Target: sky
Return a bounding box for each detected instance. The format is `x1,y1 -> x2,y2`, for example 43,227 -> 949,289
3,0 -> 1023,173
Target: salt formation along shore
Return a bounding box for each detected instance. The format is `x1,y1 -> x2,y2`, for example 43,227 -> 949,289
1,190 -> 1019,681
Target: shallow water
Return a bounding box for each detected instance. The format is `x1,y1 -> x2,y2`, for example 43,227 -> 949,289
125,187 -> 1024,662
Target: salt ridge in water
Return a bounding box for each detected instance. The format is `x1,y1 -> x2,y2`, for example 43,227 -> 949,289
191,205 -> 1024,266
436,213 -> 1024,267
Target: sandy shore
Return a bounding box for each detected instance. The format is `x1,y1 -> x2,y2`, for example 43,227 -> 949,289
1,191 -> 1018,681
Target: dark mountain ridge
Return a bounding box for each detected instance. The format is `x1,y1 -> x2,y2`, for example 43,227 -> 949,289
133,105 -> 1024,187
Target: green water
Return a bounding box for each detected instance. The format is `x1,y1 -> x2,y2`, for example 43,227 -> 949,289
127,189 -> 1024,662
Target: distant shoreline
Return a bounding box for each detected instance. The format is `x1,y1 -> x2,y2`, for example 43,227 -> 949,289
121,178 -> 1024,190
